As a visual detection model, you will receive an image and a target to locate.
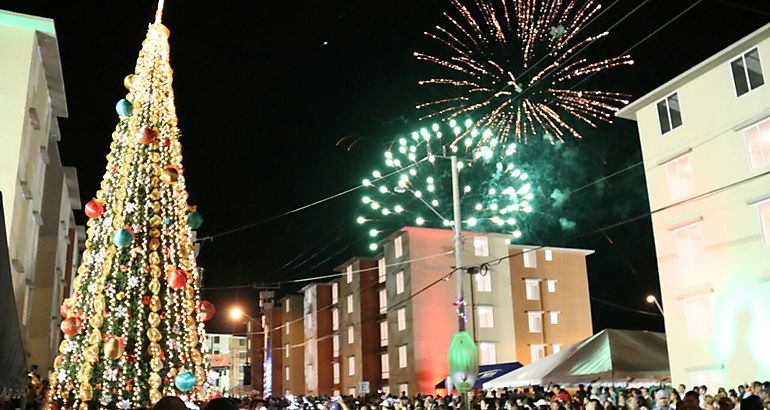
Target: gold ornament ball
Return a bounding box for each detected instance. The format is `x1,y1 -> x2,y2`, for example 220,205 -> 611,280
147,327 -> 162,342
104,338 -> 125,360
150,357 -> 163,372
148,311 -> 161,328
149,372 -> 162,389
150,388 -> 162,404
191,349 -> 203,365
124,74 -> 136,90
150,296 -> 161,312
149,279 -> 161,295
160,167 -> 179,184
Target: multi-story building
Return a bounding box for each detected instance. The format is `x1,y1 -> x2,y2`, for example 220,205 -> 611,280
0,10 -> 84,371
204,333 -> 248,395
279,294 -> 306,396
301,283 -> 334,396
378,226 -> 593,395
617,22 -> 770,390
334,258 -> 381,397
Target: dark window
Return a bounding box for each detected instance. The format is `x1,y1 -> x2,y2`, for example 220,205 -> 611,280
213,336 -> 220,343
731,48 -> 764,97
657,93 -> 682,134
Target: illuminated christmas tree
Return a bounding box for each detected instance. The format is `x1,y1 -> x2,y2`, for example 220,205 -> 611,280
48,4 -> 211,408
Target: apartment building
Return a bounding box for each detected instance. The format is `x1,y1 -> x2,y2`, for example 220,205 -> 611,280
204,333 -> 248,395
265,307 -> 283,397
378,227 -> 593,395
333,258 -> 381,397
617,23 -> 770,389
279,294 -> 306,396
0,10 -> 84,370
301,283 -> 334,396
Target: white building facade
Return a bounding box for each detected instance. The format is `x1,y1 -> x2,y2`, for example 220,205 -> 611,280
204,333 -> 248,395
618,23 -> 770,390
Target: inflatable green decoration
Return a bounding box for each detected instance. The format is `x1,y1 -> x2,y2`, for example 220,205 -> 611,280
448,331 -> 479,393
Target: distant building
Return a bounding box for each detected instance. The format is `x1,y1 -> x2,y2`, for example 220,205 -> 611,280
278,294 -> 306,396
301,283 -> 334,396
0,10 -> 83,371
376,227 -> 593,395
204,333 -> 248,395
617,22 -> 770,390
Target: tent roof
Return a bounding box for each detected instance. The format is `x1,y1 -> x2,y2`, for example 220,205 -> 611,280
483,329 -> 669,388
436,362 -> 523,389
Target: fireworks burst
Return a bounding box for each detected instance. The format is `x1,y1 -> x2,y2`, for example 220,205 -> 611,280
415,0 -> 633,146
357,118 -> 535,251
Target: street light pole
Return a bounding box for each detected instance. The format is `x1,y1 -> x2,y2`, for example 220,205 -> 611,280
646,295 -> 665,315
450,155 -> 466,331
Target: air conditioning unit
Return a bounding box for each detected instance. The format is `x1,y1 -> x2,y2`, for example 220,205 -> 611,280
18,179 -> 32,199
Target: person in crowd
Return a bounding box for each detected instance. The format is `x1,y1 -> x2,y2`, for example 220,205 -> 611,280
153,396 -> 188,410
206,397 -> 239,410
679,388 -> 688,399
680,391 -> 702,410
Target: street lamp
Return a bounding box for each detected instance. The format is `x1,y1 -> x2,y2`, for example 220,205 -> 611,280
229,306 -> 256,387
646,294 -> 664,315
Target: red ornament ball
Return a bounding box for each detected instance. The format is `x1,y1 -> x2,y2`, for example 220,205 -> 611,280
61,317 -> 81,336
199,300 -> 215,322
84,199 -> 104,219
167,269 -> 187,289
59,298 -> 72,318
139,127 -> 158,145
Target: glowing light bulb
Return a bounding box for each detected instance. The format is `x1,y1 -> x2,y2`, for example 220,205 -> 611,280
385,151 -> 393,159
414,190 -> 422,198
394,159 -> 402,167
467,217 -> 477,227
420,128 -> 429,138
464,119 -> 473,128
372,170 -> 382,178
432,123 -> 440,132
362,196 -> 371,204
450,145 -> 459,153
512,169 -> 521,177
408,153 -> 416,161
464,185 -> 472,193
475,203 -> 483,211
356,217 -> 366,224
379,186 -> 388,193
449,119 -> 457,127
369,243 -> 378,251
399,146 -> 407,154
506,218 -> 516,225
483,129 -> 493,139
431,199 -> 439,206
371,202 -> 380,210
457,162 -> 464,170
453,127 -> 461,135
382,208 -> 391,216
471,129 -> 479,137
362,179 -> 372,186
416,217 -> 425,225
523,206 -> 533,213
369,229 -> 379,237
520,172 -> 529,180
488,188 -> 496,195
427,185 -> 435,192
386,159 -> 394,167
428,155 -> 436,163
412,131 -> 420,141
513,230 -> 522,238
399,138 -> 407,145
489,204 -> 498,211
409,169 -> 417,176
394,205 -> 404,213
427,177 -> 434,184
464,138 -> 473,147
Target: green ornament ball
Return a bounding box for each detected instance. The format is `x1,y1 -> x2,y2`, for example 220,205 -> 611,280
112,228 -> 134,248
186,211 -> 203,230
115,99 -> 133,117
175,371 -> 196,392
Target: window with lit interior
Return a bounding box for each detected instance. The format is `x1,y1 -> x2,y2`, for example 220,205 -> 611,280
683,293 -> 713,340
478,342 -> 497,365
474,236 -> 489,257
673,220 -> 703,268
476,272 -> 492,292
743,117 -> 770,169
759,199 -> 770,246
525,279 -> 540,300
527,311 -> 543,333
477,306 -> 495,328
665,154 -> 695,200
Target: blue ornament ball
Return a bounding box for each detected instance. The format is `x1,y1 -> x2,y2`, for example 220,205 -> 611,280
175,371 -> 196,392
187,211 -> 203,230
115,99 -> 133,117
112,228 -> 133,248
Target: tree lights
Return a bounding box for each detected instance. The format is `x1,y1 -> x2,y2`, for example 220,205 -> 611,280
47,15 -> 209,409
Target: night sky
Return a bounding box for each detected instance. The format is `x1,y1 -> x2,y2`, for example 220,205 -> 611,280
2,0 -> 769,334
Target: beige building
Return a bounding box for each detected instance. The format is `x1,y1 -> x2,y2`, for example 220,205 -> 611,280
301,283 -> 334,396
333,258 -> 381,397
279,294 -> 307,396
377,227 -> 593,395
204,333 -> 248,395
0,10 -> 83,371
617,23 -> 770,390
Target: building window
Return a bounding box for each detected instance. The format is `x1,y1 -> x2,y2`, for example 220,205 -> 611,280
398,345 -> 407,368
760,200 -> 770,246
689,369 -> 723,392
346,265 -> 353,283
382,386 -> 391,395
476,272 -> 492,292
381,353 -> 390,379
285,343 -> 290,358
378,258 -> 387,283
549,311 -> 560,325
333,362 -> 340,384
332,308 -> 339,331
347,326 -> 354,344
285,366 -> 290,381
332,283 -> 338,305
348,387 -> 356,396
474,236 -> 489,257
665,154 -> 695,200
730,48 -> 764,97
397,308 -> 406,331
547,279 -> 557,293
213,336 -> 220,344
544,249 -> 553,261
530,344 -> 546,362
743,118 -> 770,169
673,220 -> 703,268
478,342 -> 497,365
399,383 -> 409,396
396,271 -> 405,294
286,323 -> 290,335
684,293 -> 713,340
523,249 -> 537,268
527,312 -> 543,333
394,235 -> 403,258
477,306 -> 494,328
524,279 -> 540,300
656,92 -> 683,134
285,300 -> 290,313
379,289 -> 387,314
348,356 -> 356,376
333,335 -> 340,357
347,294 -> 354,314
552,344 -> 562,354
380,321 -> 388,346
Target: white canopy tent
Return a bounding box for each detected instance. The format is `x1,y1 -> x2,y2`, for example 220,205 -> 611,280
483,329 -> 670,388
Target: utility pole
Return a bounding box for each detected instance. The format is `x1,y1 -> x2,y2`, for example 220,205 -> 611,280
450,155 -> 465,331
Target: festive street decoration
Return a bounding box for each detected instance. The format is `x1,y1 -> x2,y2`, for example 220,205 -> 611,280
186,210 -> 203,230
416,0 -> 632,147
47,5 -> 209,408
199,300 -> 215,322
448,331 -> 479,393
357,118 -> 534,251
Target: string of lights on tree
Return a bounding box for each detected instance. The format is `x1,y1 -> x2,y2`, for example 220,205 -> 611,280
47,12 -> 217,409
415,0 -> 633,147
357,118 -> 534,251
